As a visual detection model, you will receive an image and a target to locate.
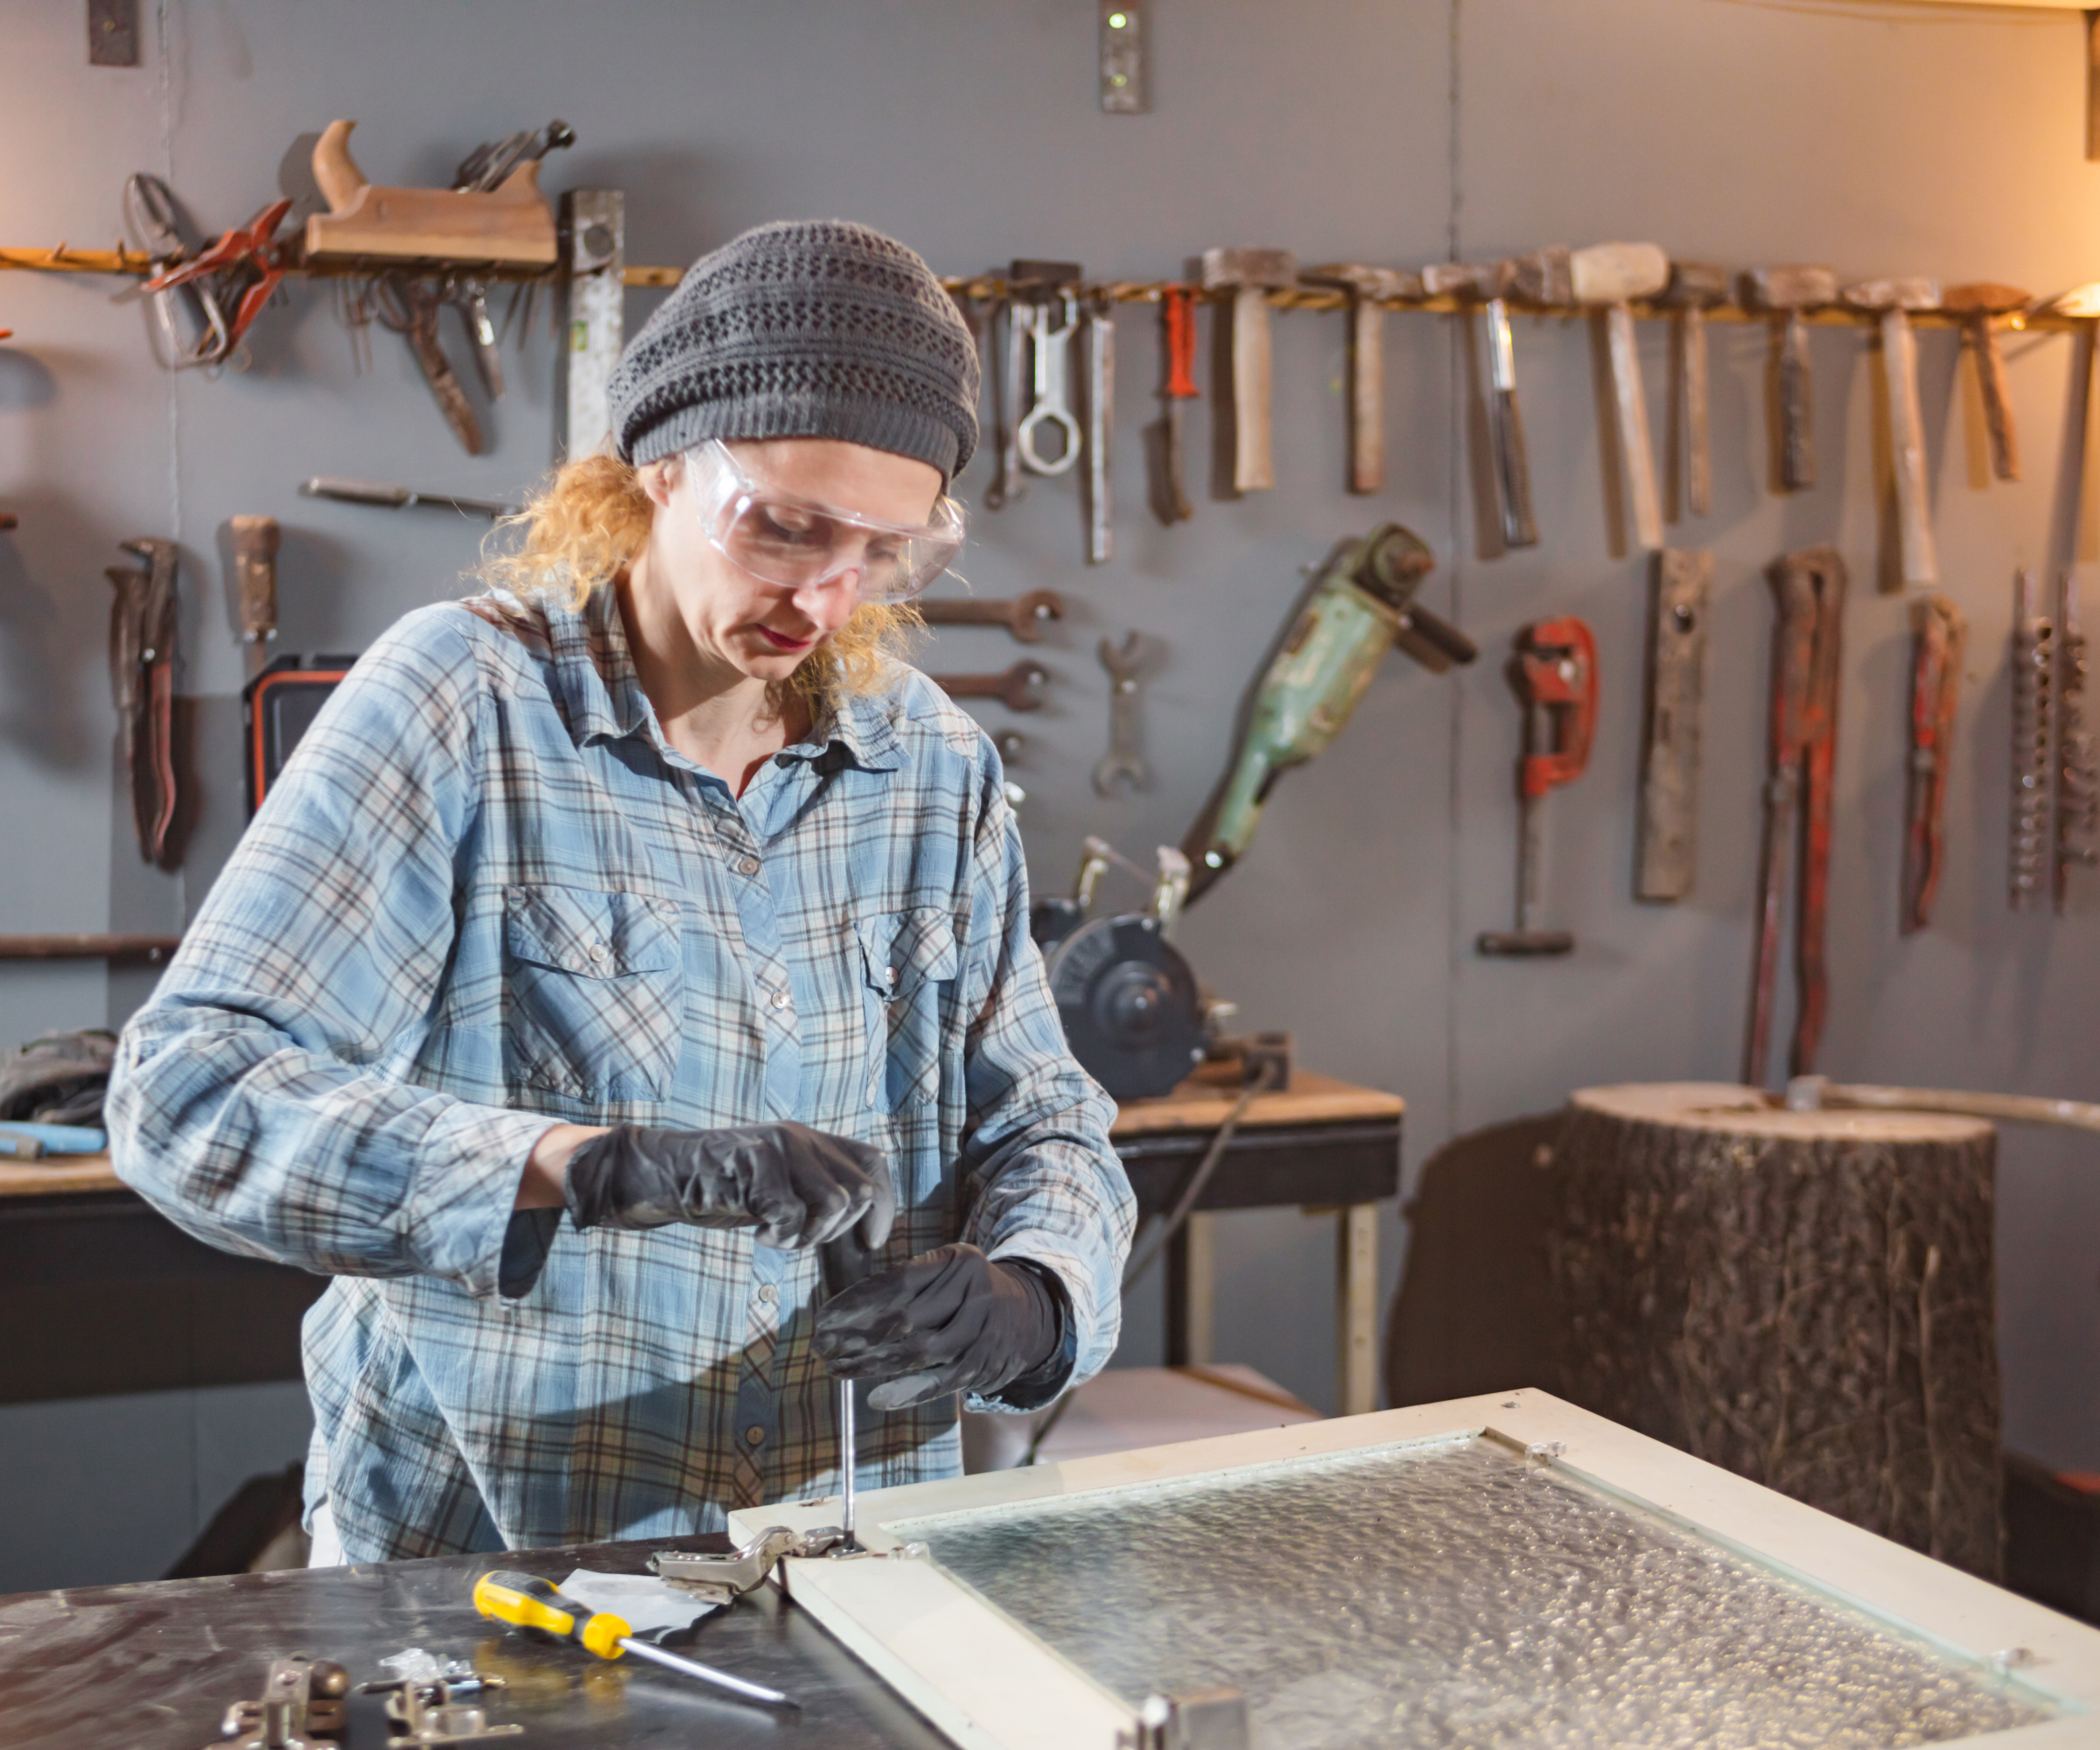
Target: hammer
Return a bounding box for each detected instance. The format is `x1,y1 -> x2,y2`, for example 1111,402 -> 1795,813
1658,262 -> 1730,518
1571,242 -> 1670,551
1303,264 -> 1421,494
229,514 -> 279,682
1200,248 -> 1298,493
1841,276 -> 1942,591
1741,264 -> 1836,492
1428,260 -> 1538,549
1941,282 -> 2028,482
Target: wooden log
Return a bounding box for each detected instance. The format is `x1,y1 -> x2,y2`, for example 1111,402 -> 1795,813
1549,1081 -> 2003,1578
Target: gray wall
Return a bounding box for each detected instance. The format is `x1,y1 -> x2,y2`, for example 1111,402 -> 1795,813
4,0 -> 2099,1585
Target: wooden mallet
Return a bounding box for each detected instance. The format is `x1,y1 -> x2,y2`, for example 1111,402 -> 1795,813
1572,242 -> 1670,551
1841,276 -> 1942,590
1741,264 -> 1837,492
1303,264 -> 1421,494
1200,247 -> 1298,493
1659,262 -> 1730,518
1941,282 -> 2028,482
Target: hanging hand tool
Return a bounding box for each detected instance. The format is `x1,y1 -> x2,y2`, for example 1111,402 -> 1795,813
1150,284 -> 1200,523
1902,593 -> 1967,934
1303,264 -> 1421,494
122,172 -> 231,369
1741,265 -> 1836,491
1572,242 -> 1670,551
2056,571 -> 2098,912
994,261 -> 1082,498
1200,247 -> 1298,493
1635,549 -> 1712,902
453,118 -> 576,194
373,276 -> 485,454
932,661 -> 1049,711
1085,292 -> 1116,562
1477,617 -> 1598,958
139,197 -> 293,360
1841,276 -> 1942,590
446,276 -> 504,399
1016,293 -> 1082,476
1183,524 -> 1474,900
1425,260 -> 1538,549
298,476 -> 517,519
229,514 -> 280,683
105,537 -> 181,867
984,292 -> 1026,510
1942,283 -> 2027,482
307,119 -> 558,267
1659,262 -> 1730,518
916,589 -> 1063,642
1094,631 -> 1152,796
1745,546 -> 1847,1086
2012,568 -> 2055,911
472,1570 -> 792,1708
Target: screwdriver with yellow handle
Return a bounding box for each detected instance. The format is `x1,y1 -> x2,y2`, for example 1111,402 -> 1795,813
472,1569 -> 794,1707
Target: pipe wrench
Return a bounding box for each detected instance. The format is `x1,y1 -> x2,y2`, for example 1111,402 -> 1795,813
1745,546 -> 1846,1086
1900,594 -> 1966,934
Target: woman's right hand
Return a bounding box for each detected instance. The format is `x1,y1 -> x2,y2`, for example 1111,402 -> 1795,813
560,1123 -> 894,1250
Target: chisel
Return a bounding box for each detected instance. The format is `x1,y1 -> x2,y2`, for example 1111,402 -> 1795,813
230,514 -> 279,682
299,477 -> 519,519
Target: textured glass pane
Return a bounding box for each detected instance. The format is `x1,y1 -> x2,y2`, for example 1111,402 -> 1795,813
894,1437 -> 2056,1749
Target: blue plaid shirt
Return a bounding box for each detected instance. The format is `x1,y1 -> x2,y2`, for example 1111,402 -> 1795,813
107,586 -> 1132,1562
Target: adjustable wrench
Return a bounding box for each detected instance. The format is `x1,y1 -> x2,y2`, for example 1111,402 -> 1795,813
933,661 -> 1049,711
917,589 -> 1065,642
1094,632 -> 1151,796
1016,295 -> 1082,475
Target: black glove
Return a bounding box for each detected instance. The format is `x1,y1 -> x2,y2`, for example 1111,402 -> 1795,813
813,1243 -> 1066,1410
564,1123 -> 893,1251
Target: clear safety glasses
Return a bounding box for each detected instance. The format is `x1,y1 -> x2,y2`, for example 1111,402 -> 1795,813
687,440 -> 966,606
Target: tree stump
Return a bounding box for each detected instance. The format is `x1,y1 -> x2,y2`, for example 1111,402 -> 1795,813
1549,1082 -> 2003,1578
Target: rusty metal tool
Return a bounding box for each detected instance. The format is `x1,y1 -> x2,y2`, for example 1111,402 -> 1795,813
1942,283 -> 2027,482
916,589 -> 1064,642
139,197 -> 293,359
1635,549 -> 1712,902
230,514 -> 280,683
1094,632 -> 1151,796
123,172 -> 232,369
373,275 -> 485,454
2057,570 -> 2098,912
105,537 -> 181,867
1200,247 -> 1298,492
1901,592 -> 1967,934
1478,617 -> 1598,958
933,661 -> 1049,711
1660,262 -> 1730,517
1745,545 -> 1846,1086
1303,264 -> 1421,494
1741,264 -> 1836,491
1086,292 -> 1116,563
2012,568 -> 2054,911
1152,284 -> 1199,523
1841,276 -> 1942,590
299,476 -> 517,518
1572,242 -> 1670,550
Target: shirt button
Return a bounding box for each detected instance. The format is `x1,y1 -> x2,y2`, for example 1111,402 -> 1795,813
771,989 -> 791,1011
757,1284 -> 778,1304
746,1425 -> 766,1446
589,942 -> 610,964
738,856 -> 760,876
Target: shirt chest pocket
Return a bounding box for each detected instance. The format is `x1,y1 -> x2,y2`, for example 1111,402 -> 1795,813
502,884 -> 682,1104
857,907 -> 958,1113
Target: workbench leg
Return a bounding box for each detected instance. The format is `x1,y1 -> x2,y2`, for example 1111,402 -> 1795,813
1164,1212 -> 1216,1368
1336,1203 -> 1379,1416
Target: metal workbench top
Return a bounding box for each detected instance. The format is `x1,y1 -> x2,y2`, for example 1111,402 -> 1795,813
0,1534 -> 949,1749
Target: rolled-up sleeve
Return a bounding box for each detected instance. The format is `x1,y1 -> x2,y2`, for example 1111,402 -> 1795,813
107,609 -> 555,1297
955,752 -> 1135,1410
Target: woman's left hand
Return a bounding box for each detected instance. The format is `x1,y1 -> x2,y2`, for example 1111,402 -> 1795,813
812,1242 -> 1065,1409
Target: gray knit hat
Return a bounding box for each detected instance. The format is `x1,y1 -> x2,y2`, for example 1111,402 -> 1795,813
607,220 -> 979,483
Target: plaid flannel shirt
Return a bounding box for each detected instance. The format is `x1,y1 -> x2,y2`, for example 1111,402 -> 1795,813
107,585 -> 1132,1563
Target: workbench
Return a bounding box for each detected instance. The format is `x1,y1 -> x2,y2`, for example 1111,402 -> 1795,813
0,1071 -> 1401,1414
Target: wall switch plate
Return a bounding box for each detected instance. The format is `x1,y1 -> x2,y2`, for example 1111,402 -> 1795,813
88,0 -> 139,66
1100,0 -> 1146,113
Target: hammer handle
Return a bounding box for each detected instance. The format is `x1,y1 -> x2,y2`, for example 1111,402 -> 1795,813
1968,314 -> 2020,483
1231,285 -> 1274,492
229,514 -> 280,642
1348,297 -> 1384,494
1777,312 -> 1816,491
1682,305 -> 1712,518
1881,310 -> 1939,590
1606,304 -> 1664,550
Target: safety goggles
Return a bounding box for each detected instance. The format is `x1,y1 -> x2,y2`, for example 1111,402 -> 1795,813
687,440 -> 966,606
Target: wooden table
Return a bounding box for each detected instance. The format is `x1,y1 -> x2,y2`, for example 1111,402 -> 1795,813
1108,1070 -> 1404,1418
0,1070 -> 1403,1415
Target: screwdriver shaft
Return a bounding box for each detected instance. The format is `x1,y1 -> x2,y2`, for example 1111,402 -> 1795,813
838,1376 -> 859,1549
619,1635 -> 791,1707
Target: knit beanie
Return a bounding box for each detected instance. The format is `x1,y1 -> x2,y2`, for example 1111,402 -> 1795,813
606,220 -> 979,484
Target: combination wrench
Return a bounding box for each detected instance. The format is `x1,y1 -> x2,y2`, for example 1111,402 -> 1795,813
1016,293 -> 1083,476
933,662 -> 1050,712
1093,632 -> 1151,796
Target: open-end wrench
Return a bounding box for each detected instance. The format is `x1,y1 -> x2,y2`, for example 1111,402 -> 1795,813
1016,294 -> 1082,475
933,661 -> 1049,711
1094,632 -> 1151,796
917,589 -> 1065,643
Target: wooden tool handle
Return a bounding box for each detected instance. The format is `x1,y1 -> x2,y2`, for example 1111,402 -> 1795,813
1970,315 -> 2020,483
1777,312 -> 1816,492
1880,310 -> 1939,590
229,514 -> 280,640
1231,284 -> 1274,492
1606,304 -> 1663,550
1682,305 -> 1711,518
1348,298 -> 1383,494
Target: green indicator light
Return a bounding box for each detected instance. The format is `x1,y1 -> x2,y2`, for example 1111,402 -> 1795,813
1108,11 -> 1128,27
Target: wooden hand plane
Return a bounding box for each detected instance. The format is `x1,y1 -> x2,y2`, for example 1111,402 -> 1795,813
304,119 -> 556,267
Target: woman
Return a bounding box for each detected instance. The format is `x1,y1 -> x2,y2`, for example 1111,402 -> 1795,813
108,220 -> 1134,1564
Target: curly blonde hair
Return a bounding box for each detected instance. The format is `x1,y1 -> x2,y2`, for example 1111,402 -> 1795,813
476,452 -> 920,711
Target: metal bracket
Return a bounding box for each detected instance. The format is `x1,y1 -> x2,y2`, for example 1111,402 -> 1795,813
651,1526 -> 846,1604
88,0 -> 139,66
1100,0 -> 1147,112
1118,1688 -> 1250,1750
360,1676 -> 519,1747
214,1656 -> 350,1750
